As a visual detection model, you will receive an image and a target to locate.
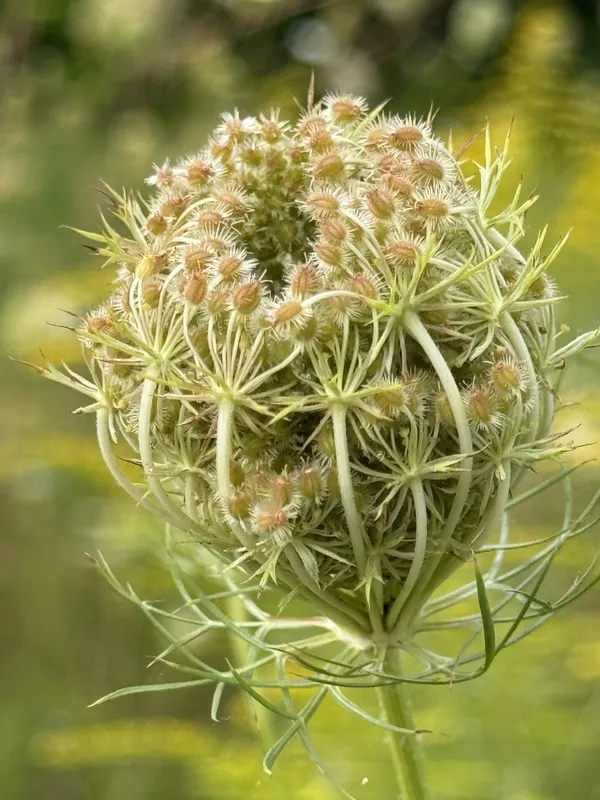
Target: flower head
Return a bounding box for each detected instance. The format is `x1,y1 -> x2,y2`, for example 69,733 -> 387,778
45,99 -> 599,687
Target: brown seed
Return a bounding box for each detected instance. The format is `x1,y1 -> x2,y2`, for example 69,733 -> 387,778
265,150 -> 287,172
218,253 -> 244,279
330,98 -> 363,122
261,119 -> 282,143
136,255 -> 163,280
230,463 -> 246,488
364,126 -> 388,150
316,426 -> 335,459
270,475 -> 293,506
308,128 -> 334,152
187,160 -> 214,185
467,388 -> 493,423
185,247 -> 212,272
350,275 -> 377,299
146,213 -> 167,235
142,281 -> 161,309
436,393 -> 455,426
298,114 -> 327,137
198,209 -> 228,227
326,294 -> 355,319
387,240 -> 419,264
254,507 -> 288,533
413,158 -> 445,181
203,234 -> 229,254
491,360 -> 522,393
307,191 -> 341,219
366,186 -> 396,219
274,300 -> 303,326
210,139 -> 232,161
314,240 -> 342,267
320,218 -> 347,244
160,196 -> 186,218
290,263 -> 319,297
222,117 -> 244,142
388,125 -> 424,150
228,489 -> 251,519
385,174 -> 413,198
233,280 -> 262,314
241,145 -> 263,167
86,312 -> 112,335
313,153 -> 345,180
112,284 -> 132,314
373,385 -> 408,413
415,197 -> 449,218
216,192 -> 246,212
183,271 -> 207,304
297,466 -> 322,499
528,274 -> 549,298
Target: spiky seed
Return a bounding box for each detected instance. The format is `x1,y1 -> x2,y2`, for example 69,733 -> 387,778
314,240 -> 343,267
228,489 -> 251,519
253,506 -> 288,534
366,186 -> 396,219
413,158 -> 445,181
326,95 -> 366,122
233,280 -> 262,314
185,247 -> 212,272
142,281 -> 161,309
183,271 -> 207,304
186,158 -> 215,186
160,196 -> 186,218
296,465 -> 324,500
320,218 -> 348,244
289,262 -> 320,297
415,197 -> 449,218
490,360 -> 524,394
147,213 -> 167,235
313,153 -> 345,180
466,386 -> 495,425
350,275 -> 378,299
388,124 -> 424,150
273,300 -> 303,326
305,190 -> 341,219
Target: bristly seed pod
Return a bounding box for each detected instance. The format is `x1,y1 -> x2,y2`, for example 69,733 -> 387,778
45,98 -> 600,775
490,358 -> 525,395
183,270 -> 207,305
232,280 -> 263,315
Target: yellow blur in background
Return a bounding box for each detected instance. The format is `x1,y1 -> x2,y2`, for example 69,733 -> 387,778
1,1 -> 600,798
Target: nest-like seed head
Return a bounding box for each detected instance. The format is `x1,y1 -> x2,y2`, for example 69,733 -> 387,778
63,95 -> 589,642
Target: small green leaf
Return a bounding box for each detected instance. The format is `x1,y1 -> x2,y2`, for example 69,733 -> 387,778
211,682 -> 226,722
329,687 -> 424,735
473,556 -> 496,670
263,688 -> 327,775
89,678 -> 211,707
227,660 -> 296,720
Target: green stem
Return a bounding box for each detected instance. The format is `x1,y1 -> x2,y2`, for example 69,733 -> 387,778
226,595 -> 276,752
331,405 -> 367,576
377,649 -> 430,800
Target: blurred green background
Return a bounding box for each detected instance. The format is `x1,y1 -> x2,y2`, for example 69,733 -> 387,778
2,1 -> 600,798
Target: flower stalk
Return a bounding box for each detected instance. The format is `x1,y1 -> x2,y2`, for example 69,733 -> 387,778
378,649 -> 430,800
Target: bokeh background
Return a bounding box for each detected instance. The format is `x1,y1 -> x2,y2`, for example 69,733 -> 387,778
2,1 -> 600,798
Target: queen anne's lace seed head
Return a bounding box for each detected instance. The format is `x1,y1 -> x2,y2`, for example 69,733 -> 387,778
45,97 -> 599,657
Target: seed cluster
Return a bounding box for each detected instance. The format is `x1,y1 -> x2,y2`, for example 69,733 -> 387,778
70,96 -> 573,639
